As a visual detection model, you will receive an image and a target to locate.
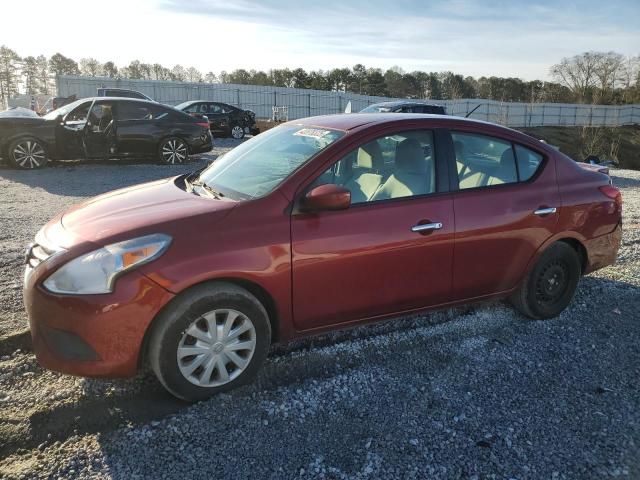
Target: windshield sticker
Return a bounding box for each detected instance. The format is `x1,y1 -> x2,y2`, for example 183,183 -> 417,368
294,128 -> 331,139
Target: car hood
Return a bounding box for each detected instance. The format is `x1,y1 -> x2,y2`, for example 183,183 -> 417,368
59,176 -> 236,245
0,107 -> 41,118
0,116 -> 46,125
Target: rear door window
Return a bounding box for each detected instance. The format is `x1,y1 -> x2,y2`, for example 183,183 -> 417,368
452,132 -> 518,189
117,102 -> 153,121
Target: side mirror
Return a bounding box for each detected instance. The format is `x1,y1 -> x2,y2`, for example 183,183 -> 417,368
301,184 -> 351,212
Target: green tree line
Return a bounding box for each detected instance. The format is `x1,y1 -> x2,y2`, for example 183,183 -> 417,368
1,45 -> 638,107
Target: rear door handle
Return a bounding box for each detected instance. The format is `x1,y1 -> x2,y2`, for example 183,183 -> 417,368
411,222 -> 443,232
534,207 -> 557,216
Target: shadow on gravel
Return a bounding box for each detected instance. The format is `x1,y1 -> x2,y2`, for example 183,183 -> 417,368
0,328 -> 31,357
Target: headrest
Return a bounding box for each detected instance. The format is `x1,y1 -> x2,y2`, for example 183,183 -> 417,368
396,138 -> 426,173
500,148 -> 515,167
357,141 -> 384,170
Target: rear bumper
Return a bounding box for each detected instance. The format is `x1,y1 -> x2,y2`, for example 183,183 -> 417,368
25,270 -> 174,378
583,222 -> 622,274
190,134 -> 213,155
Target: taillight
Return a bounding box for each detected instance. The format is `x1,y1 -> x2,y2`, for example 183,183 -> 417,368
599,185 -> 622,212
196,121 -> 209,129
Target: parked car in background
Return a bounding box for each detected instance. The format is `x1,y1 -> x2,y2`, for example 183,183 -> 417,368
24,113 -> 622,401
0,97 -> 211,169
360,101 -> 447,114
97,88 -> 154,101
175,100 -> 259,139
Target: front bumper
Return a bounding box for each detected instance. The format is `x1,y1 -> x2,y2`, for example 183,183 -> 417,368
24,269 -> 174,378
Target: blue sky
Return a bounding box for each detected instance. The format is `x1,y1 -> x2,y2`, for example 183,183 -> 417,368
2,0 -> 638,79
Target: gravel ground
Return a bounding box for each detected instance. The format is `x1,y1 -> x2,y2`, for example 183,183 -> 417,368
0,145 -> 639,479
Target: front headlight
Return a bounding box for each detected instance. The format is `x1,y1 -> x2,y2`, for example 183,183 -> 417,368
43,234 -> 171,295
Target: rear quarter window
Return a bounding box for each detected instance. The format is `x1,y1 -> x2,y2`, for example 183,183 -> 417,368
514,144 -> 544,181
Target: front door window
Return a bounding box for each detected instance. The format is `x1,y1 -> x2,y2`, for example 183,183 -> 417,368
313,130 -> 436,204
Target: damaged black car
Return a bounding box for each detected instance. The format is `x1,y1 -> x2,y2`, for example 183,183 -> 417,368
0,98 -> 212,169
175,101 -> 260,139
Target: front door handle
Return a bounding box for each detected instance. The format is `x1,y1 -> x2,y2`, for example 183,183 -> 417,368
411,222 -> 443,233
533,207 -> 557,216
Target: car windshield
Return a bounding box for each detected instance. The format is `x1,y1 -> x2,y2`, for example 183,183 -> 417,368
197,124 -> 344,200
360,104 -> 392,113
42,99 -> 88,120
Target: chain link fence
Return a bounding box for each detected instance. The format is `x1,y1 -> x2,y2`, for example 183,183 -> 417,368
56,75 -> 640,128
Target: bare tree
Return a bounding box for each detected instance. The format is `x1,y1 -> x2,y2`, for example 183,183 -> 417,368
204,71 -> 217,83
171,65 -> 186,82
550,51 -> 600,102
592,51 -> 625,103
619,56 -> 640,103
186,66 -> 202,83
79,57 -> 102,77
103,61 -> 118,78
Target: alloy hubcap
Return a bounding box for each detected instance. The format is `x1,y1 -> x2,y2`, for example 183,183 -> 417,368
13,141 -> 45,169
161,139 -> 188,164
231,126 -> 244,138
177,309 -> 256,387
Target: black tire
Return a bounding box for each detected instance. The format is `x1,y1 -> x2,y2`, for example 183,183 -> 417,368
158,137 -> 189,164
230,124 -> 245,139
148,282 -> 271,402
510,242 -> 581,319
8,137 -> 48,169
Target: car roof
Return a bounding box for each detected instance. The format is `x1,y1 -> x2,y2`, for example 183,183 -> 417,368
289,113 -> 505,131
83,96 -> 158,104
178,100 -> 232,105
369,100 -> 444,108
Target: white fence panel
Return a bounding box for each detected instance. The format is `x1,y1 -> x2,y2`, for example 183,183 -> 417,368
55,75 -> 640,127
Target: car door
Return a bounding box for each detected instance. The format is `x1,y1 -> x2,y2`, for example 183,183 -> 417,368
83,100 -> 116,158
291,128 -> 455,331
114,101 -> 157,156
208,103 -> 230,134
448,129 -> 559,299
56,100 -> 93,159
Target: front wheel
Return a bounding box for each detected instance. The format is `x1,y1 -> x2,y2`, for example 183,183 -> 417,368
510,242 -> 581,319
8,137 -> 48,169
148,282 -> 271,402
230,125 -> 245,139
158,137 -> 189,164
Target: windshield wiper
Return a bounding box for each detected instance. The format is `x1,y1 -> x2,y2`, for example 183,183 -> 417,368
187,178 -> 225,199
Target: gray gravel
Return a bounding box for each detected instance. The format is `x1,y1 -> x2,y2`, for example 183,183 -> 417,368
0,151 -> 639,479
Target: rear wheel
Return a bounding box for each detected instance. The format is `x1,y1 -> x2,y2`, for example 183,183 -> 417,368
148,282 -> 271,402
230,125 -> 245,139
158,137 -> 188,164
510,242 -> 581,319
8,137 -> 48,169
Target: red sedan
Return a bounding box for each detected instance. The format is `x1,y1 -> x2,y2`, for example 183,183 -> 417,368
23,114 -> 622,401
